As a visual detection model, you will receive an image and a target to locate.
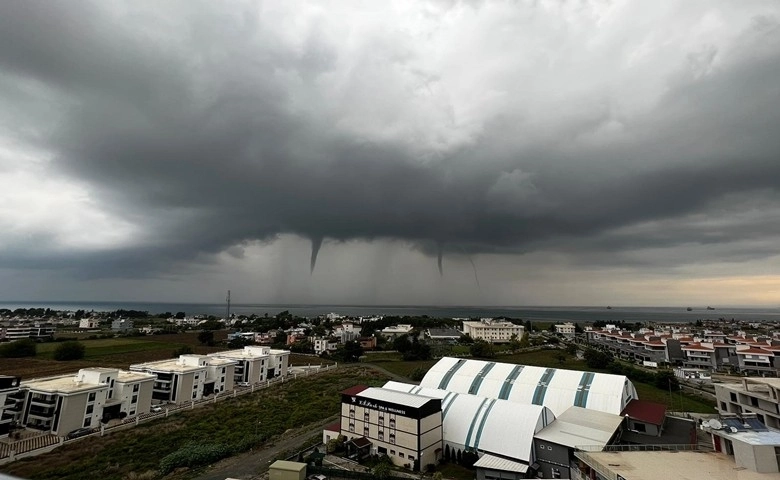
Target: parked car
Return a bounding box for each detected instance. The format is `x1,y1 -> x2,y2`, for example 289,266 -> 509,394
150,405 -> 163,413
66,427 -> 95,439
237,382 -> 251,387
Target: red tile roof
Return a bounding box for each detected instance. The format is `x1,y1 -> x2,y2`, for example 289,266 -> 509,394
324,421 -> 341,433
342,385 -> 369,396
621,399 -> 667,426
682,343 -> 714,351
736,348 -> 774,355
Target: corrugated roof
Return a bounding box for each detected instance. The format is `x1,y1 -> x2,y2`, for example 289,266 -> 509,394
358,387 -> 437,408
341,385 -> 369,396
419,357 -> 636,415
473,453 -> 529,473
621,399 -> 666,426
382,381 -> 553,463
534,406 -> 623,449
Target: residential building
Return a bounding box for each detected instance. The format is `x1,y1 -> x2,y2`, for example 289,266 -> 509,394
312,337 -> 339,356
380,324 -> 414,339
359,336 -> 377,350
78,319 -> 100,329
0,375 -> 23,437
736,346 -> 778,376
715,378 -> 780,430
333,322 -> 361,343
130,355 -> 236,405
339,385 -> 442,470
111,319 -> 134,332
19,368 -> 155,436
209,345 -> 272,384
425,328 -> 462,343
461,319 -> 523,343
554,322 -> 576,338
705,415 -> 780,473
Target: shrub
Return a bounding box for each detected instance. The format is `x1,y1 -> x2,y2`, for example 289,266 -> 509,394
53,341 -> 85,360
0,339 -> 37,358
159,443 -> 231,475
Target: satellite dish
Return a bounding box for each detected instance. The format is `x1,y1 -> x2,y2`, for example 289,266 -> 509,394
710,420 -> 722,430
730,427 -> 739,433
701,420 -> 711,428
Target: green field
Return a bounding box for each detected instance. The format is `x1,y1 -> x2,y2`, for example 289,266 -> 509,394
35,338 -> 178,359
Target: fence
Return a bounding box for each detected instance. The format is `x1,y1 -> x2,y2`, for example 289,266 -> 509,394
0,363 -> 338,465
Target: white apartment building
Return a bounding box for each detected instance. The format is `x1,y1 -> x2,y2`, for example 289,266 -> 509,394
78,318 -> 100,329
0,375 -> 23,437
461,319 -> 524,343
130,355 -> 236,405
715,378 -> 780,430
554,322 -> 576,337
209,345 -> 281,384
334,323 -> 362,342
380,324 -> 414,338
313,337 -> 339,356
19,368 -> 155,436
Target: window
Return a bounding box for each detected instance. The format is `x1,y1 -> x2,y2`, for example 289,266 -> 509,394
399,452 -> 404,459
364,427 -> 369,436
408,456 -> 414,462
378,417 -> 384,426
720,402 -> 727,411
129,409 -> 135,416
133,384 -> 139,392
350,411 -> 355,419
349,423 -> 355,433
389,434 -> 395,445
539,444 -> 545,449
634,423 -> 646,433
83,418 -> 91,427
547,446 -> 552,450
389,418 -> 396,428
222,367 -> 226,373
364,412 -> 370,422
730,392 -> 737,402
132,395 -> 138,404
390,450 -> 396,455
378,431 -> 384,441
750,397 -> 759,407
552,468 -> 561,479
88,392 -> 96,402
86,405 -> 94,415
192,392 -> 197,399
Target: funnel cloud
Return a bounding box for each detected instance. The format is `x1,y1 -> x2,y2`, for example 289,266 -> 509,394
1,1 -> 780,305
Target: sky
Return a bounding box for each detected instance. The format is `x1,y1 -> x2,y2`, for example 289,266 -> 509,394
2,0 -> 780,307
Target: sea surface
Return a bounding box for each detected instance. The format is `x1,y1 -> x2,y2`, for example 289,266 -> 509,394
1,301 -> 780,324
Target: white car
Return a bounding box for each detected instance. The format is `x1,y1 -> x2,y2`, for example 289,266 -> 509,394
237,382 -> 251,387
150,405 -> 163,413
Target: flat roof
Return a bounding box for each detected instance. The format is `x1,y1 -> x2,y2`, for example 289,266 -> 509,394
117,370 -> 156,383
534,406 -> 623,449
577,450 -> 777,480
210,349 -> 269,359
473,453 -> 528,473
23,375 -> 105,394
714,427 -> 780,446
358,387 -> 436,408
269,460 -> 306,472
130,359 -> 204,373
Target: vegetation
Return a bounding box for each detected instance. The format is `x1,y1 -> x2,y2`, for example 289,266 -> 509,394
0,338 -> 37,358
469,340 -> 495,358
1,367 -> 388,480
53,341 -> 86,361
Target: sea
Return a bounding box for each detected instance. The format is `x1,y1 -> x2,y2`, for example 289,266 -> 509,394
1,301 -> 779,324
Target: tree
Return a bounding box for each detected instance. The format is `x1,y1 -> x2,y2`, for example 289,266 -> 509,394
410,367 -> 428,381
555,351 -> 568,365
566,343 -> 578,356
53,341 -> 85,361
519,331 -> 530,348
198,330 -> 215,346
200,319 -> 223,331
372,456 -> 392,480
655,370 -> 680,392
0,339 -> 37,358
583,348 -> 613,369
342,341 -> 364,362
508,334 -> 521,353
470,340 -> 495,358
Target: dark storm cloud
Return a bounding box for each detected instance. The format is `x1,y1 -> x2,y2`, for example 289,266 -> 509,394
2,1 -> 780,278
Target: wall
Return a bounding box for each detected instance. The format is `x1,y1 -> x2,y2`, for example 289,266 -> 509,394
534,440 -> 571,479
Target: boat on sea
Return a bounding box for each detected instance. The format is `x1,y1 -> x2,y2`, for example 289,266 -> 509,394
686,307 -> 693,311
707,306 -> 715,310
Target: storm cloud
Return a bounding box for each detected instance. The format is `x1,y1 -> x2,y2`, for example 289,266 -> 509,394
2,1 -> 780,304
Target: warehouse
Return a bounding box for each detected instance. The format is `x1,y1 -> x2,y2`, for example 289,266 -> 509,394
419,357 -> 637,415
383,381 -> 555,473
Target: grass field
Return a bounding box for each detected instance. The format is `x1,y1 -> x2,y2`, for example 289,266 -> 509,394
0,366 -> 390,480
365,348 -> 717,413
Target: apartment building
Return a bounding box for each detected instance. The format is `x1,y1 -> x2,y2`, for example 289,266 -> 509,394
0,324 -> 56,341
267,348 -> 290,377
461,319 -> 523,343
736,346 -> 779,376
313,337 -> 339,356
210,346 -> 273,384
334,322 -> 361,343
380,324 -> 414,338
0,375 -> 23,437
130,355 -> 236,405
715,378 -> 780,430
554,322 -> 576,338
340,385 -> 442,470
19,368 -> 155,436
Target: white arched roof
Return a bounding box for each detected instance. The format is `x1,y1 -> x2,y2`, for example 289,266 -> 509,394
419,357 -> 637,416
383,381 -> 554,463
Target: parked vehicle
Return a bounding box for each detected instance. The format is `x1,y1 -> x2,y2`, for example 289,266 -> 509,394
66,427 -> 95,439
150,405 -> 163,413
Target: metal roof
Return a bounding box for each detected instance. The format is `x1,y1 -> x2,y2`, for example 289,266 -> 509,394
383,381 -> 553,463
473,453 -> 529,473
534,406 -> 623,449
358,387 -> 438,408
419,357 -> 637,415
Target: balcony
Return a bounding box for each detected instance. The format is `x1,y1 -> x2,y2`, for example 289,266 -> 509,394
30,396 -> 57,407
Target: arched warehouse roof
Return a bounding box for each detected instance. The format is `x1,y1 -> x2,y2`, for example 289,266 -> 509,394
383,381 -> 554,463
419,357 -> 637,416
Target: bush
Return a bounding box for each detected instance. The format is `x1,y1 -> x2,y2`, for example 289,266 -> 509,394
53,341 -> 85,361
469,340 -> 495,358
409,367 -> 427,382
0,339 -> 37,358
159,443 -> 232,475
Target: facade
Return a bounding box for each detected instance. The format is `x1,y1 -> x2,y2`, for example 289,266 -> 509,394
111,319 -> 134,332
130,355 -> 236,405
339,385 -> 442,470
705,417 -> 780,473
420,357 -> 637,416
78,319 -> 100,329
19,368 -> 155,436
461,319 -> 523,343
209,345 -> 274,384
715,378 -> 780,429
554,322 -> 576,338
313,337 -> 339,356
0,375 -> 23,437
333,322 -> 361,343
736,346 -> 778,376
0,324 -> 56,341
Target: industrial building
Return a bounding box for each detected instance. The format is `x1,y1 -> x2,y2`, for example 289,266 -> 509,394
419,357 -> 637,415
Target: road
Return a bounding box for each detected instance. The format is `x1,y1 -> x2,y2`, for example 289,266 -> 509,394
194,416 -> 338,480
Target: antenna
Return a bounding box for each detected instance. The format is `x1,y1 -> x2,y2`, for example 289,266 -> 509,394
226,290 -> 231,321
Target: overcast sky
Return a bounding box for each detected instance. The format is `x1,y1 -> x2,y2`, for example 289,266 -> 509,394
2,0 -> 780,307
